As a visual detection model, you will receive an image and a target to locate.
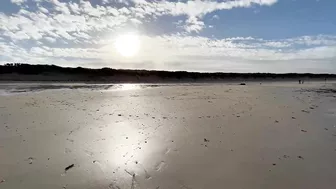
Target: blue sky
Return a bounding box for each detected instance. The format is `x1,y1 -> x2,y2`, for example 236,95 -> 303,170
1,0 -> 336,73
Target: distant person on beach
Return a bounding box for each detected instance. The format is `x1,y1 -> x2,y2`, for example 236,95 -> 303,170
299,80 -> 301,84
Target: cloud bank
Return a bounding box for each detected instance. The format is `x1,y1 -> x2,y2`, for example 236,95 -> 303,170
1,0 -> 335,73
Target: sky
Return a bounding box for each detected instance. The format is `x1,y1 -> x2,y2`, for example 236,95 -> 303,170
0,0 -> 336,73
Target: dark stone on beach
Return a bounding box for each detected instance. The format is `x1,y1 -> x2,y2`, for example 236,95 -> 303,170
240,83 -> 246,85
204,138 -> 209,142
283,155 -> 289,158
65,164 -> 75,171
301,129 -> 307,132
27,157 -> 34,164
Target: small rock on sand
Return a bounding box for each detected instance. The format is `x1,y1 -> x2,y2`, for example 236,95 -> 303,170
27,157 -> 34,164
65,164 -> 75,172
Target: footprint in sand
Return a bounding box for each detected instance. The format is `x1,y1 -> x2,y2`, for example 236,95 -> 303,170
155,161 -> 166,171
65,148 -> 72,154
108,182 -> 121,189
165,148 -> 171,155
142,167 -> 152,180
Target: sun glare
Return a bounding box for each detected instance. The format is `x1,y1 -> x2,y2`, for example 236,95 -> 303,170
114,33 -> 140,57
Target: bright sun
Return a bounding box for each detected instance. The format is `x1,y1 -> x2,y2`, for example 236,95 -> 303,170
114,33 -> 140,57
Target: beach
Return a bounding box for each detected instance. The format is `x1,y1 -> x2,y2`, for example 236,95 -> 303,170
1,82 -> 336,189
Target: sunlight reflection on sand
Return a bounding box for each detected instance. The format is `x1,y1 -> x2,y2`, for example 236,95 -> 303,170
118,84 -> 141,91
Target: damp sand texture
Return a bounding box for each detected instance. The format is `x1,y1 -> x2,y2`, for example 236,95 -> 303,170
1,82 -> 336,189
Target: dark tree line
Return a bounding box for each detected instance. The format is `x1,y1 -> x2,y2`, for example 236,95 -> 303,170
1,63 -> 335,82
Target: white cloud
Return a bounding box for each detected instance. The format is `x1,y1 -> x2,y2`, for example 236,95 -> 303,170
290,35 -> 336,46
10,0 -> 27,5
3,33 -> 335,72
130,18 -> 142,24
129,0 -> 278,32
131,0 -> 277,17
263,41 -> 291,48
38,6 -> 49,14
44,36 -> 56,43
184,16 -> 205,33
2,0 -> 336,73
1,0 -> 280,42
68,2 -> 81,14
212,15 -> 219,20
0,1 -> 134,43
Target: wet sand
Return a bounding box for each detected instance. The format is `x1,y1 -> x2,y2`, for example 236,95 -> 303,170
1,82 -> 336,189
